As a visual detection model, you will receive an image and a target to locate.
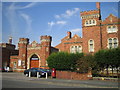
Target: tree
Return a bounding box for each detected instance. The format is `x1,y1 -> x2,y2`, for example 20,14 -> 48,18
76,54 -> 96,73
94,48 -> 120,76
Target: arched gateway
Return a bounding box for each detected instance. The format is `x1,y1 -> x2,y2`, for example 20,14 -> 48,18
30,54 -> 40,68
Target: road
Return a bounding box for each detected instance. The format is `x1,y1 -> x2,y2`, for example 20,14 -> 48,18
1,72 -> 119,89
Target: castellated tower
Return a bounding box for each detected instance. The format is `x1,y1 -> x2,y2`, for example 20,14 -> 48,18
80,2 -> 102,53
18,38 -> 29,70
40,35 -> 52,68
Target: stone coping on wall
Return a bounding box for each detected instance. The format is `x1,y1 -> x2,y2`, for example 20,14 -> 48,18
56,70 -> 93,80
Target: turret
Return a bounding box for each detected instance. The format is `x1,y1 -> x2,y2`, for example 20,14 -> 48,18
40,35 -> 52,68
18,38 -> 29,69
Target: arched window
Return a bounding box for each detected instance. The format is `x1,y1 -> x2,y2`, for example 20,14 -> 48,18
89,40 -> 94,52
78,46 -> 82,53
108,38 -> 112,49
108,38 -> 118,49
113,38 -> 118,48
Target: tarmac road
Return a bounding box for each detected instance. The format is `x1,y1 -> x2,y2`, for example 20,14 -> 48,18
1,72 -> 119,89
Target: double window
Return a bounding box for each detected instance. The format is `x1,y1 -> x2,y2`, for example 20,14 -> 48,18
107,25 -> 118,33
85,19 -> 96,26
88,40 -> 94,52
108,38 -> 118,49
70,46 -> 82,53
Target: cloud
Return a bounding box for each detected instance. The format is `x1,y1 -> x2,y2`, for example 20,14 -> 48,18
112,7 -> 118,13
55,15 -> 60,19
16,2 -> 37,9
48,21 -> 55,27
55,8 -> 80,19
48,21 -> 67,27
56,21 -> 67,25
20,13 -> 32,33
4,2 -> 37,45
70,28 -> 81,33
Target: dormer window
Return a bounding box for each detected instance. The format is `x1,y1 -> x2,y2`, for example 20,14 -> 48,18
107,25 -> 118,33
85,19 -> 96,26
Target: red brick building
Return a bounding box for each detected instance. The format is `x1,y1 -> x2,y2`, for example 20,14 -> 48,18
9,36 -> 58,72
56,2 -> 120,54
1,2 -> 120,72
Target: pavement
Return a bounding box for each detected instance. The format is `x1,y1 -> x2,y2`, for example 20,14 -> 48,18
1,72 -> 119,88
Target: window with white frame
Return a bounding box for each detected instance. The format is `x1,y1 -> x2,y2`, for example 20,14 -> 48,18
89,40 -> 94,52
70,46 -> 82,53
107,25 -> 118,33
108,38 -> 118,49
85,19 -> 96,26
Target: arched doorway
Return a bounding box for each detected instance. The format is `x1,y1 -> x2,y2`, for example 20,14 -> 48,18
30,54 -> 39,68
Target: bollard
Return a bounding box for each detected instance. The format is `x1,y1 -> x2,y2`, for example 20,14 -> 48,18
29,72 -> 31,77
37,72 -> 39,78
46,72 -> 48,79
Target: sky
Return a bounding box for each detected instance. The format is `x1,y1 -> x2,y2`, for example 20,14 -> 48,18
1,1 -> 119,48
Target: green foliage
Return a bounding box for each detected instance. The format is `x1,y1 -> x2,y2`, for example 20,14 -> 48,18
47,52 -> 84,71
76,54 -> 96,73
94,48 -> 120,72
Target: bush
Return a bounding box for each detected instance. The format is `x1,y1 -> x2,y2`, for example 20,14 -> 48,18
47,52 -> 84,71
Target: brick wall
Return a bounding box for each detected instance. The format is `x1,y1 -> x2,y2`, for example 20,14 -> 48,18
56,71 -> 92,80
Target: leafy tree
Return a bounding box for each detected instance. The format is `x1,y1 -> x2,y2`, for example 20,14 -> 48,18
76,54 -> 96,73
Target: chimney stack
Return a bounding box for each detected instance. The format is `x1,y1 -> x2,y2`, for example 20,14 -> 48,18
96,2 -> 100,10
67,31 -> 71,38
8,36 -> 12,44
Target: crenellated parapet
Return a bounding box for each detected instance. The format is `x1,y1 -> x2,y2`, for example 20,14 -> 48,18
40,35 -> 52,42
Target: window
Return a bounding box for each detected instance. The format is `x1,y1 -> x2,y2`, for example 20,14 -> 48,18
93,20 -> 95,24
108,38 -> 112,49
85,19 -> 96,26
113,38 -> 118,48
89,40 -> 94,52
108,38 -> 118,49
86,21 -> 88,25
70,46 -> 82,53
107,25 -> 118,33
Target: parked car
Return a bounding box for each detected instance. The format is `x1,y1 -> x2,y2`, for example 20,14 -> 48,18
42,69 -> 52,76
24,68 -> 47,78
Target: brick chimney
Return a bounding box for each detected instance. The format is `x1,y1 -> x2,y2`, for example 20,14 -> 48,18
67,31 -> 71,38
8,36 -> 12,44
96,2 -> 100,10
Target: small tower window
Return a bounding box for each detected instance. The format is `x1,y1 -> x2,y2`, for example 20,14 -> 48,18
85,19 -> 96,26
89,20 -> 92,24
93,20 -> 95,24
86,21 -> 88,24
